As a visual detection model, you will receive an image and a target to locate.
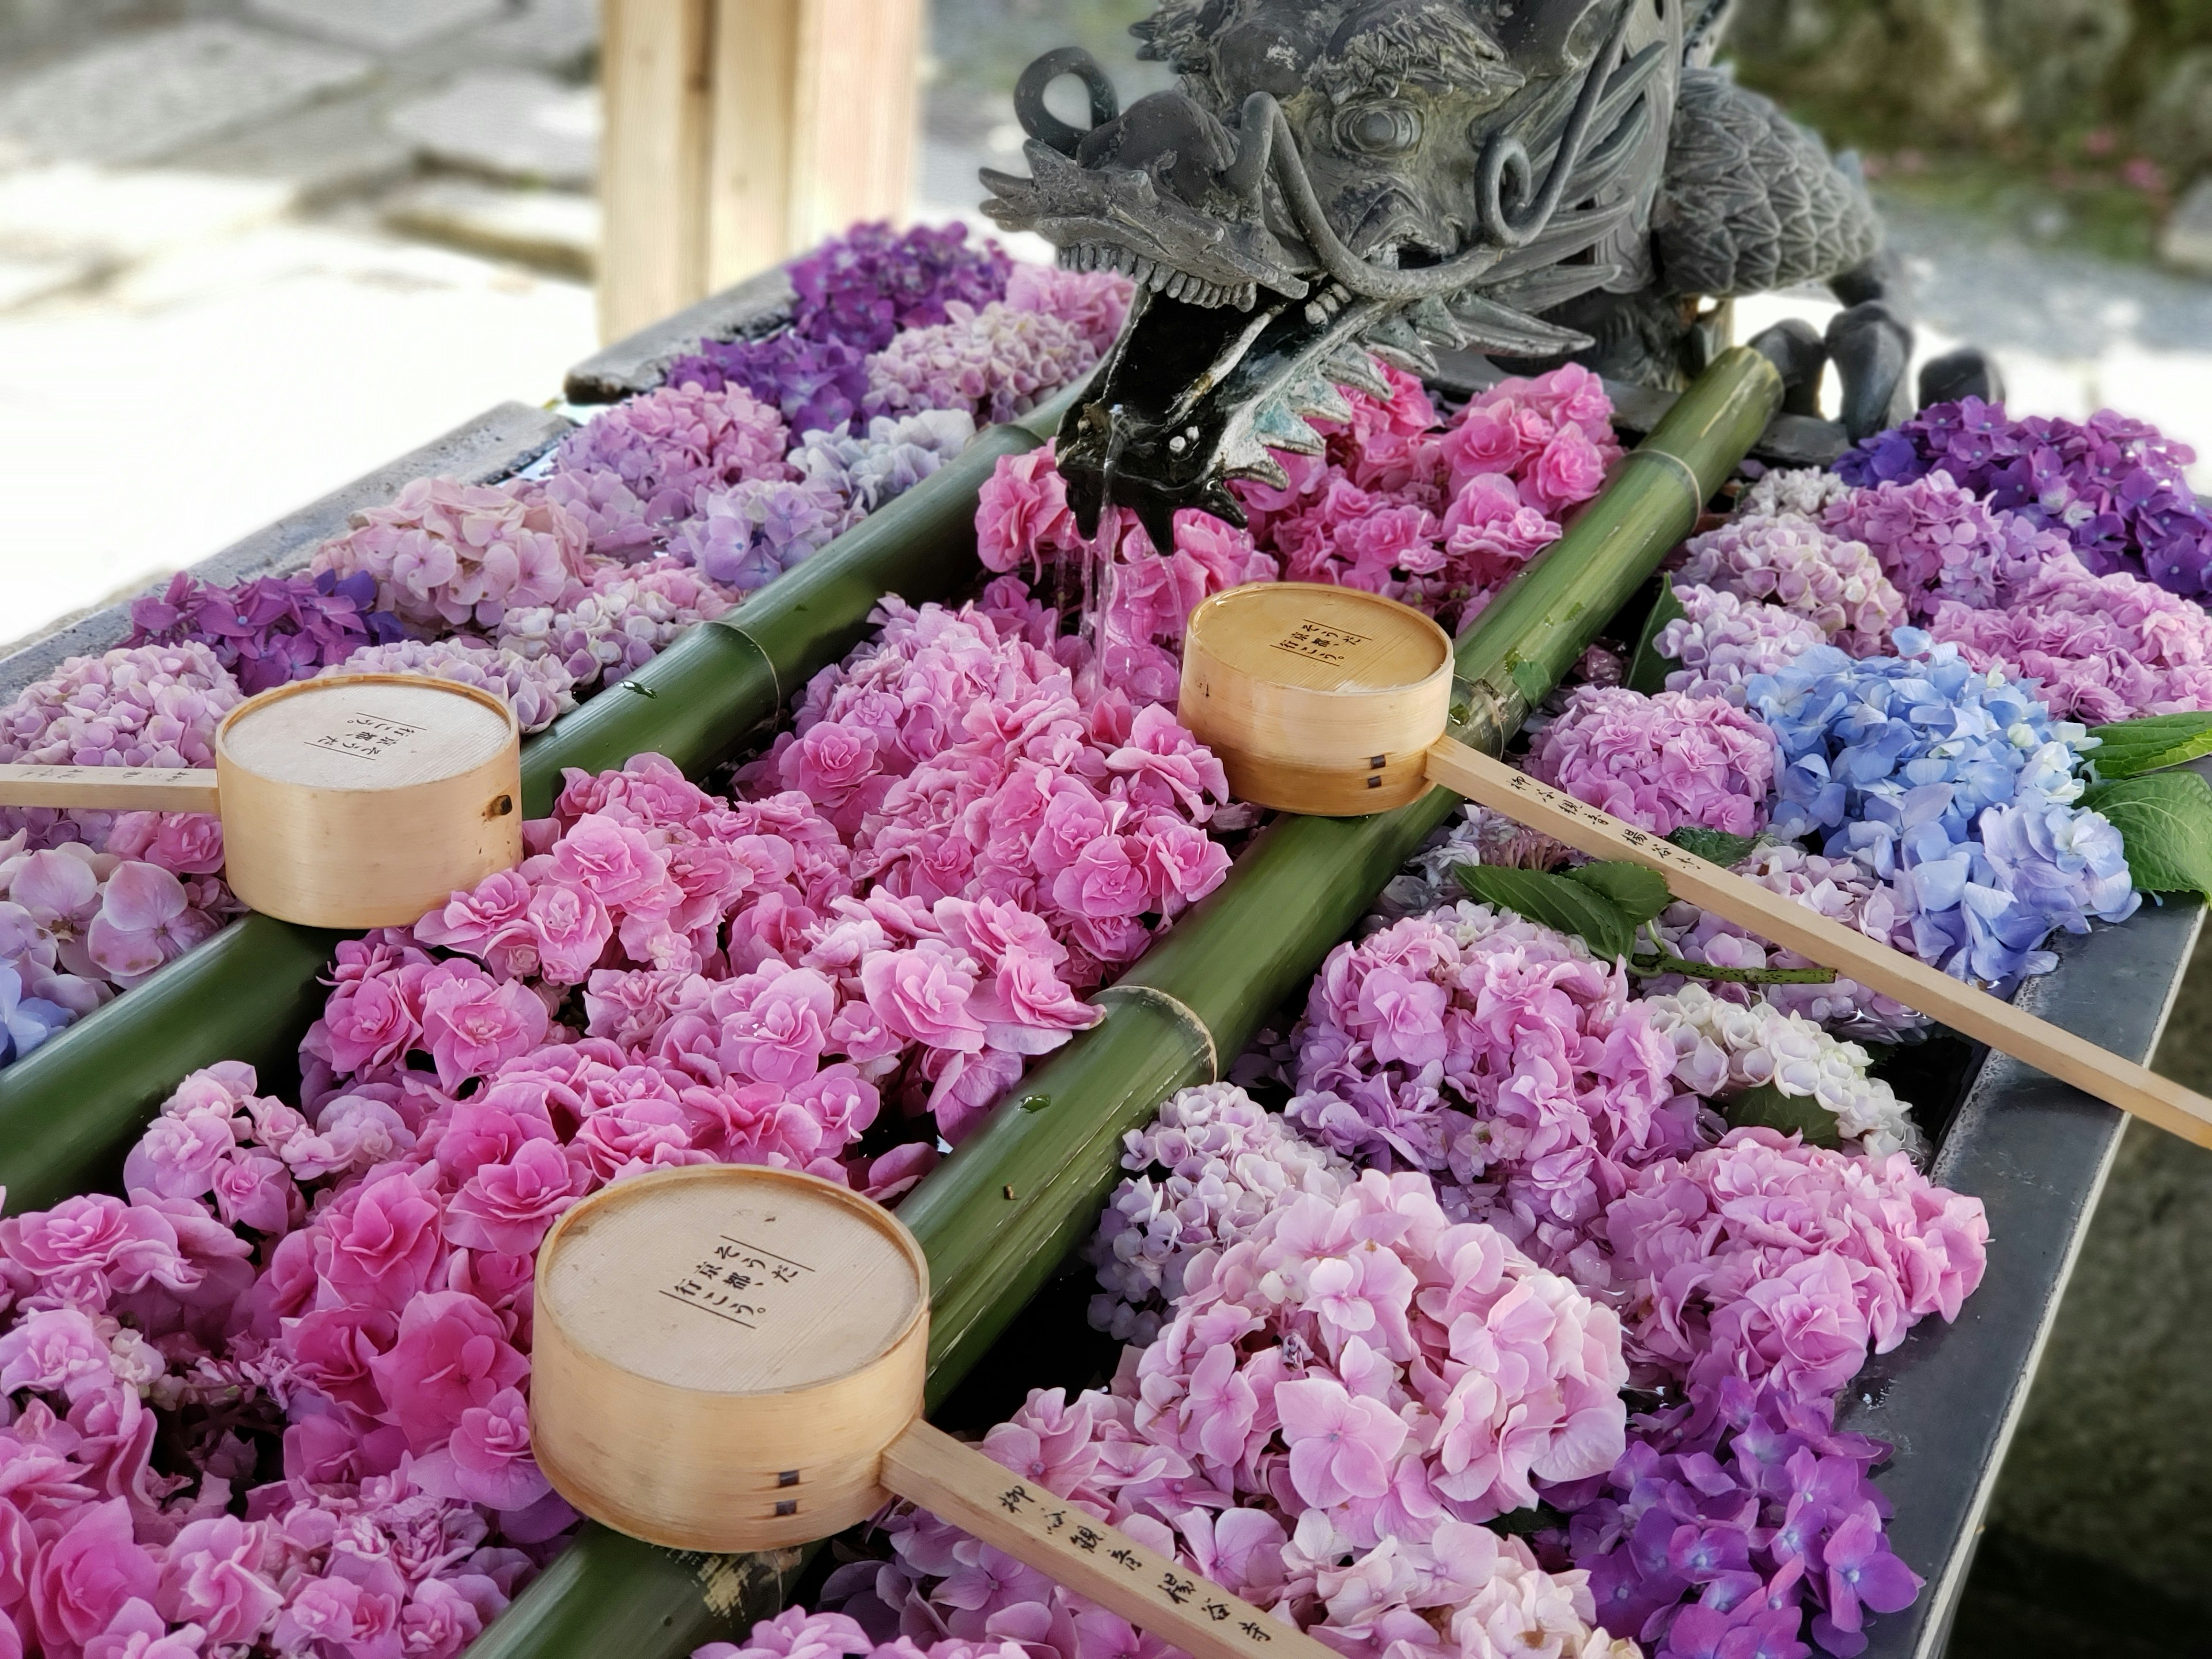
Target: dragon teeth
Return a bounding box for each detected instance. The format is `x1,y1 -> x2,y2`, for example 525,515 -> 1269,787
1251,399 -> 1326,456
1361,315 -> 1441,377
1324,344 -> 1392,397
1408,296 -> 1471,351
1221,437 -> 1291,492
1286,374 -> 1355,426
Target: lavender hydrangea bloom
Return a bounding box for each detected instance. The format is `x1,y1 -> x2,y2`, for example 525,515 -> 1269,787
126,570 -> 403,694
0,641 -> 244,852
668,477 -> 846,591
1745,635 -> 2135,986
1835,398 -> 2212,598
1657,586 -> 1828,702
323,637 -> 576,733
789,408 -> 976,529
1823,471 -> 2067,621
494,562 -> 732,692
1086,1080 -> 1352,1342
787,220 -> 1012,351
1676,516 -> 1904,655
531,466 -> 658,563
551,381 -> 793,533
662,332 -> 873,438
861,300 -> 1100,425
0,960 -> 72,1063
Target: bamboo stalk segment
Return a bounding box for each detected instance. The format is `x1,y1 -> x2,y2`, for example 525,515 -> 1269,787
532,1165 -> 1334,1659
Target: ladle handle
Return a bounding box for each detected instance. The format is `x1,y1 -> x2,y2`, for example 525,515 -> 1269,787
882,1421 -> 1332,1659
0,764 -> 221,814
1422,735 -> 2212,1150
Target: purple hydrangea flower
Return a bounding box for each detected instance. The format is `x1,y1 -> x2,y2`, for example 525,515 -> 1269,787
126,570 -> 403,695
1836,399 -> 2212,599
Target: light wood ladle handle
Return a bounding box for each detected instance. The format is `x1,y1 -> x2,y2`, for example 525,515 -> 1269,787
0,764 -> 222,815
1423,736 -> 2212,1150
882,1421 -> 1328,1659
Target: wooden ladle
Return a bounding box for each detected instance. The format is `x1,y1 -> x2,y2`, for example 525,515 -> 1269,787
531,1165 -> 1338,1659
0,674 -> 522,929
1177,581 -> 2212,1150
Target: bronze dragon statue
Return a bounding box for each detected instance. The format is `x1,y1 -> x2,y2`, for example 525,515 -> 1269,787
980,0 -> 1985,543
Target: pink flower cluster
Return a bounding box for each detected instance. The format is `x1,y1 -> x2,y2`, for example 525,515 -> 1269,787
1604,1128 -> 1988,1403
1821,471 -> 2065,622
1655,585 -> 1828,703
1675,515 -> 1904,656
1527,685 -> 1781,838
310,477 -> 591,632
0,1059 -> 537,1659
749,589 -> 1235,991
823,1175 -> 1638,1659
975,446 -> 1281,702
1231,365 -> 1617,630
1287,902 -> 1700,1276
1925,548 -> 2212,722
1002,264 -> 1133,357
862,301 -> 1103,426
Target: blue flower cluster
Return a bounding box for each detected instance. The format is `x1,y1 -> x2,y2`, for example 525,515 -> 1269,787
1744,632 -> 2136,986
0,961 -> 69,1065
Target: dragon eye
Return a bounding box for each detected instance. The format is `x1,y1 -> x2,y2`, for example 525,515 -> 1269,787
1334,103 -> 1422,156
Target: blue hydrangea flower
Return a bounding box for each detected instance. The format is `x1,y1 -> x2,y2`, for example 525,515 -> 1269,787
1745,634 -> 2137,986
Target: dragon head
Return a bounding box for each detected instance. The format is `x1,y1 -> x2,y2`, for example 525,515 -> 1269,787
982,0 -> 1681,542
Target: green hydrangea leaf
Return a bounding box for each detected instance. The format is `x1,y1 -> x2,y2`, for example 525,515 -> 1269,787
1560,860 -> 1672,924
1453,863 -> 1638,961
2086,713 -> 2212,780
2082,770 -> 2212,903
1624,580 -> 1688,696
1722,1081 -> 1842,1147
1666,825 -> 1760,867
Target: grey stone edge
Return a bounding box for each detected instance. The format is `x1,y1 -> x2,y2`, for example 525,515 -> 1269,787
562,265 -> 798,405
1844,876 -> 2208,1654
0,402 -> 574,704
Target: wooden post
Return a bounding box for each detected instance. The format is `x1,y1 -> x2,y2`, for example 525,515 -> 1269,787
598,0 -> 924,342
598,0 -> 715,342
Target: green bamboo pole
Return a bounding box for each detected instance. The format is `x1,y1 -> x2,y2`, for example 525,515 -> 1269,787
0,387 -> 1086,1217
460,346 -> 1782,1659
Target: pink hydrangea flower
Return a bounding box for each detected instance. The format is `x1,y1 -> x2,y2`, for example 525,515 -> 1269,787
1526,685 -> 1780,838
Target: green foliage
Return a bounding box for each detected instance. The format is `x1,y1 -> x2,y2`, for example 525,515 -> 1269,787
2085,771 -> 2212,903
1667,825 -> 1762,866
1624,579 -> 1688,695
2086,713 -> 2212,779
1722,1081 -> 1843,1147
1454,859 -> 1672,961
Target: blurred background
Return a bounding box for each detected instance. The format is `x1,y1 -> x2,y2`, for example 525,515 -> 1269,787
1,2 -> 2209,1650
